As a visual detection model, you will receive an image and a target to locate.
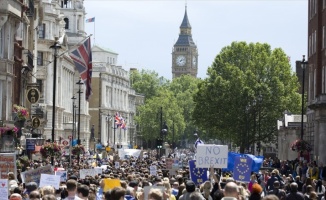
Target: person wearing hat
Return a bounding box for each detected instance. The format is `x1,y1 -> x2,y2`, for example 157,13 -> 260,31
128,180 -> 139,192
24,182 -> 38,195
171,182 -> 179,196
266,171 -> 279,191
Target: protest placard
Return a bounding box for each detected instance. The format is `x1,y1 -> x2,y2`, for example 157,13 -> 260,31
165,158 -> 173,169
20,165 -> 53,184
196,145 -> 228,168
55,171 -> 67,182
103,179 -> 120,192
0,179 -> 8,200
0,153 -> 16,179
143,186 -> 165,200
233,156 -> 252,182
94,167 -> 103,175
39,174 -> 60,189
149,165 -> 157,176
79,169 -> 99,179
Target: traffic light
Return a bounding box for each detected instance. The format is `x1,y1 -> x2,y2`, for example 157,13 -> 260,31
256,142 -> 261,152
156,138 -> 163,149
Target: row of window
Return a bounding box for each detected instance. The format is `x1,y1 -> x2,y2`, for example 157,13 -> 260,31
308,30 -> 317,56
309,0 -> 317,19
107,57 -> 115,65
175,47 -> 188,52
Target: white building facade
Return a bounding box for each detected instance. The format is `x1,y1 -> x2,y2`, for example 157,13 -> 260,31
35,0 -> 91,148
89,45 -> 142,149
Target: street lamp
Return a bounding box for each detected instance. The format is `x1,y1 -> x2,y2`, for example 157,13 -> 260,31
161,121 -> 168,139
71,95 -> 76,140
106,115 -> 111,145
252,99 -> 256,155
70,96 -> 76,167
257,94 -> 263,155
49,39 -> 61,166
76,78 -> 83,145
301,55 -> 308,140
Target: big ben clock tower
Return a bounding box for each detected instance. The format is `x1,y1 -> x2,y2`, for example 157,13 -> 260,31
172,6 -> 198,79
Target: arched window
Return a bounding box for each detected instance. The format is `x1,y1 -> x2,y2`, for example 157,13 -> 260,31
64,18 -> 69,29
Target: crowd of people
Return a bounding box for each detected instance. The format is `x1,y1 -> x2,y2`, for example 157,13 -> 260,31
6,148 -> 326,200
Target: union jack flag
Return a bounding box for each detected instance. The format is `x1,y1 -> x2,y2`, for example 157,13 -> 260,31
194,138 -> 204,148
114,112 -> 127,130
69,37 -> 92,100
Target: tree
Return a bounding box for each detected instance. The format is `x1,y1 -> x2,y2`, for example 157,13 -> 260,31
134,88 -> 185,145
168,75 -> 203,143
130,69 -> 169,101
193,42 -> 301,152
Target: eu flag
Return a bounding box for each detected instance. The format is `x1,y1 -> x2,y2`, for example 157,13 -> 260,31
189,160 -> 208,185
233,156 -> 252,182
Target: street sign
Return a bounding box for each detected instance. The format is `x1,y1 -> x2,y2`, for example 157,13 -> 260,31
32,117 -> 41,129
61,140 -> 69,146
26,139 -> 36,151
26,88 -> 40,104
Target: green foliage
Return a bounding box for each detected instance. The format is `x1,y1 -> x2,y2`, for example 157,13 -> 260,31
135,88 -> 185,141
131,72 -> 201,145
193,42 -> 301,147
168,75 -> 202,138
130,69 -> 169,101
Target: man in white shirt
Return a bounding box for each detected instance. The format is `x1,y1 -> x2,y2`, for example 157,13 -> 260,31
63,179 -> 82,200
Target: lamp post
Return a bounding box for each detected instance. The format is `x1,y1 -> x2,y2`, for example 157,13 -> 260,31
301,55 -> 308,140
71,96 -> 76,140
253,99 -> 256,155
257,94 -> 262,155
76,79 -> 83,164
106,115 -> 111,146
113,123 -> 116,148
50,39 -> 61,166
70,95 -> 76,167
76,79 -> 83,145
245,105 -> 250,153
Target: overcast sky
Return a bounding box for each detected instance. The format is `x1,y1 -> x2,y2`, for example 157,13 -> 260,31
84,0 -> 308,80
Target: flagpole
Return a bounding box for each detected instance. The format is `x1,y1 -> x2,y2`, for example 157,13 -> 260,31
58,34 -> 93,57
94,20 -> 96,45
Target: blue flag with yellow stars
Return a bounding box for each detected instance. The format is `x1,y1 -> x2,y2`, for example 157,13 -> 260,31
233,156 -> 252,182
189,160 -> 208,185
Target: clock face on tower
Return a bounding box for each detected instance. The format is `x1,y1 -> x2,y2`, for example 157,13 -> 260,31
176,55 -> 186,66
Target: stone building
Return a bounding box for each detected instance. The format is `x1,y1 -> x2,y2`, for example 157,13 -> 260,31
89,45 -> 144,149
31,0 -> 91,148
0,0 -> 36,123
277,111 -> 306,161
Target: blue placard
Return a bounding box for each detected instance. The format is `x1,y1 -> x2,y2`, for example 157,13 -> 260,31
96,143 -> 103,149
189,160 -> 208,185
72,139 -> 78,146
26,138 -> 36,151
233,156 -> 252,182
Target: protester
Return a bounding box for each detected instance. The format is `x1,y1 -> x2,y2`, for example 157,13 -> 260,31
63,179 -> 82,200
179,180 -> 203,200
77,184 -> 90,200
286,182 -> 305,200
